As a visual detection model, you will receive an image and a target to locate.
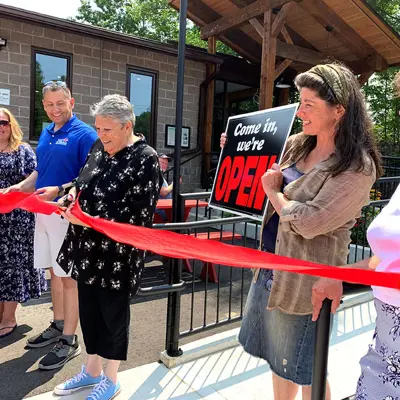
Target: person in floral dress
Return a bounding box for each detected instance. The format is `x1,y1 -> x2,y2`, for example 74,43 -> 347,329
0,107 -> 46,338
346,72 -> 400,400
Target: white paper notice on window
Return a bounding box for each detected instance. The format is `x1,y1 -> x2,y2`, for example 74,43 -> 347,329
0,89 -> 10,105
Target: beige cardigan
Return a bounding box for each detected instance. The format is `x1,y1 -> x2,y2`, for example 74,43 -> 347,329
255,133 -> 376,315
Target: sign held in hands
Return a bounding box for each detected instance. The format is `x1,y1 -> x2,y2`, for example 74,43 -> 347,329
209,104 -> 298,221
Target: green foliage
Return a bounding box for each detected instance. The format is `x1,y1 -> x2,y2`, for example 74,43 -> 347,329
362,67 -> 400,156
135,110 -> 151,136
351,206 -> 381,247
75,0 -> 236,55
34,62 -> 50,139
364,1 -> 400,156
366,0 -> 400,32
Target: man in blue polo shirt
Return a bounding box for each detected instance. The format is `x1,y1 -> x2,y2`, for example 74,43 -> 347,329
6,82 -> 97,370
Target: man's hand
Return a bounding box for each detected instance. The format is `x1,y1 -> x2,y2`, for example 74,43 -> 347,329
311,278 -> 343,321
35,186 -> 59,202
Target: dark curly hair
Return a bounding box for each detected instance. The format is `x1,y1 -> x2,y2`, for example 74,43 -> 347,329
292,62 -> 383,178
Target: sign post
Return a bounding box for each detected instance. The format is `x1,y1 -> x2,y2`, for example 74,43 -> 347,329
209,104 -> 298,221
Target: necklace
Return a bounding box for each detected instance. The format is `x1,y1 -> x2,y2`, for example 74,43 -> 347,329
0,143 -> 9,152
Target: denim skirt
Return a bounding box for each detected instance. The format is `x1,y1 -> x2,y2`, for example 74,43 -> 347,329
238,269 -> 316,385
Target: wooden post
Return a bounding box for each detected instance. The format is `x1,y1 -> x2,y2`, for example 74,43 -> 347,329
278,87 -> 290,105
259,9 -> 276,110
203,36 -> 216,186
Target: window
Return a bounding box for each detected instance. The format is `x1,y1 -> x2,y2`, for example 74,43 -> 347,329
127,67 -> 158,146
30,49 -> 72,140
212,80 -> 259,155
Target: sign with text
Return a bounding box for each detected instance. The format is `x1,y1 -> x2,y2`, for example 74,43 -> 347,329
209,104 -> 298,221
0,89 -> 10,106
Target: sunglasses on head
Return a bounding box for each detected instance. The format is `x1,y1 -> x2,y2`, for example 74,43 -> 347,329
0,120 -> 10,127
44,80 -> 67,87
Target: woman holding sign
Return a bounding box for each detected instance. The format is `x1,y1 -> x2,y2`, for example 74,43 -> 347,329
223,63 -> 383,399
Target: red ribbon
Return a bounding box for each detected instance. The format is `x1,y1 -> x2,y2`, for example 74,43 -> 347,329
1,192 -> 399,290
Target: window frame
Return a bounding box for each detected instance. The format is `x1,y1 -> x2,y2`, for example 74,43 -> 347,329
126,66 -> 158,148
30,47 -> 73,142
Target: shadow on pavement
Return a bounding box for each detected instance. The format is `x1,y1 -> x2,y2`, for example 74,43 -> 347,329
0,326 -> 58,400
0,324 -> 33,350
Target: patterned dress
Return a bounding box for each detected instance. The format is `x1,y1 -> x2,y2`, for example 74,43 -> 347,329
355,183 -> 400,399
355,299 -> 400,400
0,144 -> 46,302
57,138 -> 160,295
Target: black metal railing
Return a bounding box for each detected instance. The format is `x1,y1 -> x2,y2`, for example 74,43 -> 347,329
382,155 -> 400,177
137,179 -> 398,398
372,176 -> 400,200
149,190 -> 393,344
152,192 -> 257,343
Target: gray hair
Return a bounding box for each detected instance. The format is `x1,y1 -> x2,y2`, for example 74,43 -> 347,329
91,94 -> 136,128
42,82 -> 72,98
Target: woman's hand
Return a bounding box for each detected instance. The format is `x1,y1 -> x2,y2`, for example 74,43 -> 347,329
311,278 -> 343,321
261,163 -> 283,195
57,192 -> 76,208
60,207 -> 90,228
220,132 -> 227,149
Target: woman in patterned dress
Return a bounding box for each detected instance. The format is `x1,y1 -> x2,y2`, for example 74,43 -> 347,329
339,72 -> 400,400
0,107 -> 46,338
53,94 -> 160,400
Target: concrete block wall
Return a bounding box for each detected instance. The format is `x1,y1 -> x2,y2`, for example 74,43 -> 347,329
0,17 -> 206,190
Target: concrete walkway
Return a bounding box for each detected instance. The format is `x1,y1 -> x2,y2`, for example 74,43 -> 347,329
26,297 -> 376,400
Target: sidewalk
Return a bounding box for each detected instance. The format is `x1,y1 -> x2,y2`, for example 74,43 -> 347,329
27,297 -> 376,400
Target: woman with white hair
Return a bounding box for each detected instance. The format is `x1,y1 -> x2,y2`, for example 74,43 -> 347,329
53,94 -> 160,400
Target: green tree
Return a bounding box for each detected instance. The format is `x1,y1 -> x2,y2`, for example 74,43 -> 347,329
135,110 -> 151,136
364,1 -> 400,155
34,62 -> 50,139
367,0 -> 400,31
363,67 -> 400,155
75,0 -> 235,54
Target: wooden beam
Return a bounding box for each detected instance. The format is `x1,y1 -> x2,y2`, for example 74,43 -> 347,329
259,9 -> 276,109
352,0 -> 400,52
275,58 -> 293,79
281,26 -> 293,44
278,87 -> 290,105
271,1 -> 296,37
299,0 -> 376,60
276,40 -> 326,65
369,53 -> 388,72
249,18 -> 264,37
249,10 -> 295,47
170,0 -> 261,63
200,0 -> 299,40
358,71 -> 374,86
204,36 -> 217,179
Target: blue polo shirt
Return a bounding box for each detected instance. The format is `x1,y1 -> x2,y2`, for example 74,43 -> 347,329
35,114 -> 97,190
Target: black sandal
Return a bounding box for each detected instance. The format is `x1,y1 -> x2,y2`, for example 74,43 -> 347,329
0,325 -> 17,338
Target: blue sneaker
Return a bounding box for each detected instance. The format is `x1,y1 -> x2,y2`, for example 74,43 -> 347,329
54,365 -> 103,395
86,376 -> 121,400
